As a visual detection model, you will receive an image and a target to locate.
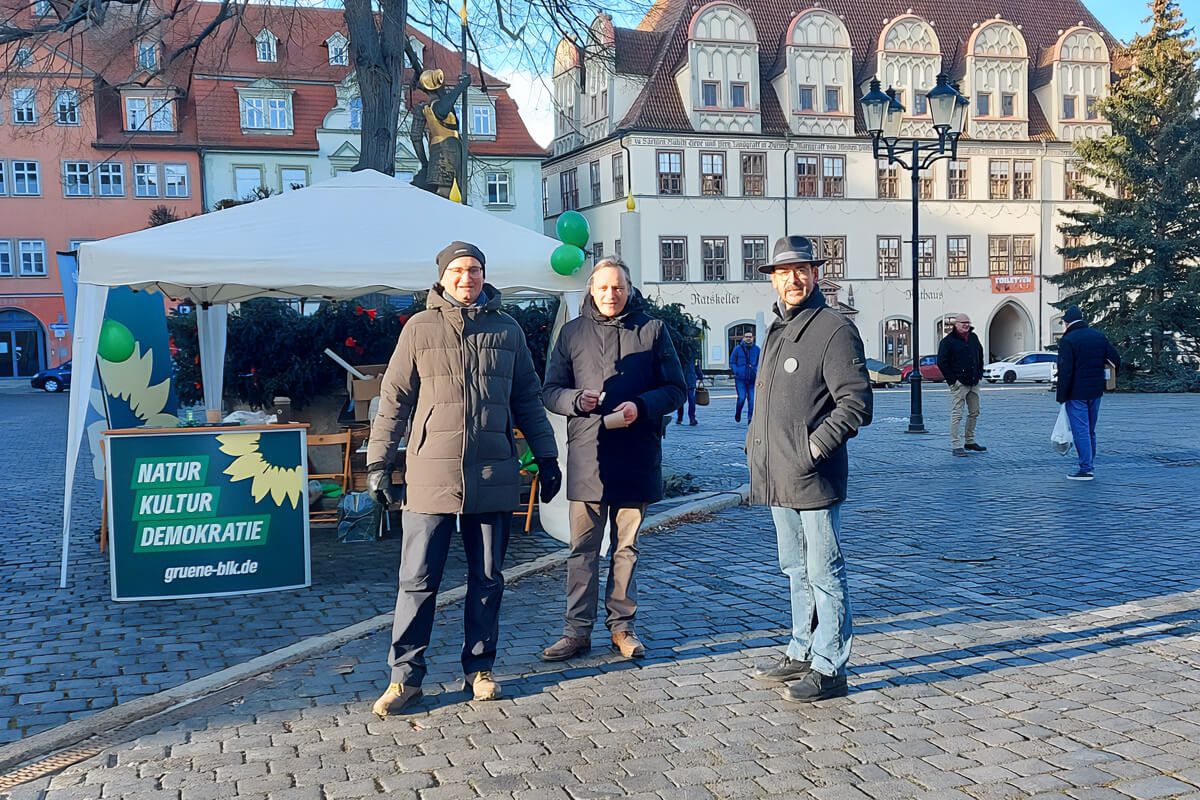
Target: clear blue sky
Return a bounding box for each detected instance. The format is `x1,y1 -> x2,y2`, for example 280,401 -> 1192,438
1089,0 -> 1200,42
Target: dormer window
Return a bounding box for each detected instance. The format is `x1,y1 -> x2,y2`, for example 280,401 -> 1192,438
798,86 -> 814,111
469,104 -> 495,137
977,93 -> 991,117
1001,93 -> 1015,117
682,2 -> 760,132
237,82 -> 294,133
824,88 -> 840,113
1063,95 -> 1076,119
1085,96 -> 1099,120
124,94 -> 175,132
255,29 -> 277,62
136,41 -> 158,71
701,81 -> 719,108
731,83 -> 748,109
32,0 -> 50,17
326,33 -> 349,66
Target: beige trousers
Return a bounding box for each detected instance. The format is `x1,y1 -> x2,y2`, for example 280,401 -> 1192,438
564,501 -> 646,638
949,382 -> 981,449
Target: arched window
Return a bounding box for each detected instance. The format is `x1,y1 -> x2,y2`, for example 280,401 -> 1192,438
883,318 -> 912,368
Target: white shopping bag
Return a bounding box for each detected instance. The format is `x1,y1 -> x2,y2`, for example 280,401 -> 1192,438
1051,405 -> 1074,455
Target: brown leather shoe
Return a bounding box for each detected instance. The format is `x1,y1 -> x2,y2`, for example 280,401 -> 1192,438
371,682 -> 422,717
541,636 -> 590,662
463,670 -> 501,701
611,631 -> 645,659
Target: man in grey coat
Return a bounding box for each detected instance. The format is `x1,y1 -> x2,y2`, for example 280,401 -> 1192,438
748,236 -> 872,702
540,259 -> 686,662
366,240 -> 562,715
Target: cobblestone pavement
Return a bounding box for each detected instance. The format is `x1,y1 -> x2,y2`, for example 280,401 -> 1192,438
0,393 -> 562,740
5,387 -> 1200,798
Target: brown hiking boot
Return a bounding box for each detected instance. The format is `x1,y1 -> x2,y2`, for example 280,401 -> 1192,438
371,682 -> 422,717
611,631 -> 645,659
463,671 -> 502,701
540,636 -> 591,662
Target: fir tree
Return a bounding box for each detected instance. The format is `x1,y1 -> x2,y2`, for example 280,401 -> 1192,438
1051,0 -> 1200,390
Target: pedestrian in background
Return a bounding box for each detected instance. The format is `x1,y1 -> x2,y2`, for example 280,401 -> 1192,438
1056,305 -> 1120,481
541,258 -> 686,663
730,330 -> 760,424
747,236 -> 872,702
677,355 -> 700,426
936,313 -> 987,457
366,241 -> 562,715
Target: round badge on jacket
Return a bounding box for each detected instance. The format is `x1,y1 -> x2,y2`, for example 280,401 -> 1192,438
784,357 -> 798,373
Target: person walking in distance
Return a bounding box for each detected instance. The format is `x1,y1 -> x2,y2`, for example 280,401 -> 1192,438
365,241 -> 562,715
677,355 -> 700,426
936,314 -> 987,457
1056,305 -> 1120,481
730,330 -> 760,423
747,236 -> 872,702
540,258 -> 686,662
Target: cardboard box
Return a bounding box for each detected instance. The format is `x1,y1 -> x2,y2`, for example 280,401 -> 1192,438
348,363 -> 388,421
1105,360 -> 1118,392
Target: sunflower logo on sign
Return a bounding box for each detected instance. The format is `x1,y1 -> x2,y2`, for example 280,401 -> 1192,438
217,433 -> 305,508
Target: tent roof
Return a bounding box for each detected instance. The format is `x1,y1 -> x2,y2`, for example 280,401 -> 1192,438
77,170 -> 584,303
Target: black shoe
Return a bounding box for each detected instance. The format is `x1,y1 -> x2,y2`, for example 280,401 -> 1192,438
1067,470 -> 1095,481
735,410 -> 742,422
964,442 -> 987,452
689,419 -> 698,426
783,670 -> 848,702
952,447 -> 968,457
752,655 -> 811,682
675,418 -> 682,425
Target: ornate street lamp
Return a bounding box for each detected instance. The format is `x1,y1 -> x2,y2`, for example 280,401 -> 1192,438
861,73 -> 967,434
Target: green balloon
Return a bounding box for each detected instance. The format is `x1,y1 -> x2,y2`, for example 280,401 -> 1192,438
550,244 -> 586,276
556,210 -> 590,248
97,319 -> 136,362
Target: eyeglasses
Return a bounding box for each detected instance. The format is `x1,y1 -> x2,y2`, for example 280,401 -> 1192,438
445,267 -> 483,279
771,265 -> 816,278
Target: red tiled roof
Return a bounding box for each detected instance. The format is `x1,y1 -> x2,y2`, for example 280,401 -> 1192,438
615,0 -> 1118,140
613,27 -> 664,75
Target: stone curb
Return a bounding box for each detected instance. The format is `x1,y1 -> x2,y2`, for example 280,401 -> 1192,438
0,484 -> 750,774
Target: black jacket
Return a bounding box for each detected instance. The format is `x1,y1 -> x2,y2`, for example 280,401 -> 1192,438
1057,322 -> 1120,402
747,290 -> 873,510
936,329 -> 985,386
543,292 -> 686,504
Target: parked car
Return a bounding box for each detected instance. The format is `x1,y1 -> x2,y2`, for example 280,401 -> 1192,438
983,351 -> 1057,384
864,358 -> 903,388
900,355 -> 944,383
30,361 -> 71,393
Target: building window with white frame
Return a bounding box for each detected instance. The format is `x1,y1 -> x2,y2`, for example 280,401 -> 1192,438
149,96 -> 174,131
919,171 -> 934,200
268,97 -> 292,130
612,153 -> 624,198
235,166 -> 264,199
917,236 -> 935,277
18,240 -> 47,275
1085,95 -> 1100,120
700,152 -> 724,196
822,236 -> 846,279
125,96 -> 148,130
63,161 -> 92,196
822,156 -> 845,198
55,89 -> 79,125
560,169 -> 578,210
798,85 -> 814,112
1063,95 -> 1077,119
1013,235 -> 1034,274
164,163 -> 188,197
701,237 -> 727,281
988,235 -> 1013,275
742,152 -> 765,197
742,236 -> 767,280
1065,160 -> 1084,200
12,161 -> 40,195
589,160 -> 601,205
256,30 -> 277,62
0,242 -> 11,276
470,105 -> 495,136
796,155 -> 818,197
948,159 -> 969,199
12,88 -> 36,124
660,237 -> 686,282
486,171 -> 511,206
134,163 -> 160,197
877,160 -> 899,199
12,48 -> 33,68
137,41 -> 158,70
730,82 -> 748,110
327,33 -> 349,66
877,236 -> 900,278
913,93 -> 928,116
947,236 -> 970,277
824,87 -> 841,113
989,160 -> 1011,199
348,96 -> 362,130
280,167 -> 307,192
700,81 -> 718,108
1014,159 -> 1035,200
1063,234 -> 1084,270
33,0 -> 51,17
541,177 -> 548,218
1001,92 -> 1015,118
0,162 -> 6,195
98,162 -> 124,196
657,150 -> 682,195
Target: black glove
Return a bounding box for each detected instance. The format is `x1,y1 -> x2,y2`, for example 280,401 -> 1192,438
366,462 -> 399,507
535,458 -> 562,503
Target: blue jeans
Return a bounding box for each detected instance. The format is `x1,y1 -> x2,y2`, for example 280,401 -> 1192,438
1065,398 -> 1102,473
735,378 -> 755,421
770,504 -> 853,677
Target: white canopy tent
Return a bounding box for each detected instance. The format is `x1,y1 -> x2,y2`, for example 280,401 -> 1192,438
63,169 -> 586,587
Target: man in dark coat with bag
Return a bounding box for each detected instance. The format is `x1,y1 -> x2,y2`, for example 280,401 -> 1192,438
1056,305 -> 1120,481
365,240 -> 562,715
540,258 -> 686,662
747,236 -> 872,702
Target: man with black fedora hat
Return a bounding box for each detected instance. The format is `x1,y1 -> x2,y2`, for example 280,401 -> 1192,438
366,240 -> 563,715
1055,305 -> 1120,481
747,235 -> 873,702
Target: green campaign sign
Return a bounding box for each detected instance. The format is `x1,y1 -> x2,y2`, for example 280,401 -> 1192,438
105,426 -> 311,600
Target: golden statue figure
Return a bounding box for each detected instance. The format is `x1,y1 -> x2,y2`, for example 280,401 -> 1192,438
406,45 -> 471,198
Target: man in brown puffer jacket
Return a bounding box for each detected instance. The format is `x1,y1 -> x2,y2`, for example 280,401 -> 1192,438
366,240 -> 561,715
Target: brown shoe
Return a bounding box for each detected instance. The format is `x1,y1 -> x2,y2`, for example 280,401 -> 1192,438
541,636 -> 591,662
371,682 -> 422,717
463,671 -> 502,701
611,631 -> 645,659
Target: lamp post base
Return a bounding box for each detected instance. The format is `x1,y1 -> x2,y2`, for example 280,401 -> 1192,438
905,423 -> 929,434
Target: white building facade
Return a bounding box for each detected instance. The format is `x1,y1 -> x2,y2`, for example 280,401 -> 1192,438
544,5 -> 1116,370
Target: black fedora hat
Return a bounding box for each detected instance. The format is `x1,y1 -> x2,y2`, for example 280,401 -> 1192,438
760,235 -> 827,273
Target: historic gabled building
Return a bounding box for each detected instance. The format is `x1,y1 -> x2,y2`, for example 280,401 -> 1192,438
544,0 -> 1117,370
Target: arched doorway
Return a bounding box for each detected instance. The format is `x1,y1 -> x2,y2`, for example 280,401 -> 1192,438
882,318 -> 912,368
986,301 -> 1034,362
0,309 -> 46,377
726,322 -> 756,366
